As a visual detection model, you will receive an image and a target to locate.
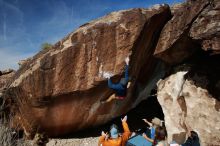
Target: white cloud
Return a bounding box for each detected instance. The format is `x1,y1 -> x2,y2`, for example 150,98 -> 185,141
0,49 -> 34,70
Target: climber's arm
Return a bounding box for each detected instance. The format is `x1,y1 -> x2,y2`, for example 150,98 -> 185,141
124,57 -> 129,83
124,64 -> 129,82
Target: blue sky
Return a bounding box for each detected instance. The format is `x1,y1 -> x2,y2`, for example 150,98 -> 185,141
0,0 -> 184,70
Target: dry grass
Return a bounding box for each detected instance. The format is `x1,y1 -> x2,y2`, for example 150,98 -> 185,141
1,88 -> 50,146
0,119 -> 33,146
0,94 -> 31,146
0,124 -> 16,146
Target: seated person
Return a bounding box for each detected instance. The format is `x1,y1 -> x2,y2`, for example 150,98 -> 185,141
181,119 -> 200,146
182,131 -> 200,146
143,126 -> 168,146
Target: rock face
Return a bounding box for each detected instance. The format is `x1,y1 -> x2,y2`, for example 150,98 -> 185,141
154,0 -> 220,144
18,57 -> 32,67
157,55 -> 220,145
190,0 -> 220,54
4,0 -> 220,144
46,137 -> 98,146
0,69 -> 15,122
154,0 -> 220,64
5,6 -> 171,138
0,69 -> 15,93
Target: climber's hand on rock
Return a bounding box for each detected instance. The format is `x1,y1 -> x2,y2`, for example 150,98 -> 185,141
103,72 -> 113,79
125,57 -> 129,65
121,115 -> 127,122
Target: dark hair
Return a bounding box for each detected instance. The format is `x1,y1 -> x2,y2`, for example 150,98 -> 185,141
183,131 -> 200,146
153,126 -> 167,145
190,131 -> 199,140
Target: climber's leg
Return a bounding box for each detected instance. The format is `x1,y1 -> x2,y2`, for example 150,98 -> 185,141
101,94 -> 117,103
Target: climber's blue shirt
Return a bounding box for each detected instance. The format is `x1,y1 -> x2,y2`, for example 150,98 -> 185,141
108,65 -> 129,97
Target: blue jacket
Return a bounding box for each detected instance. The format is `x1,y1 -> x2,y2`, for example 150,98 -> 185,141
108,65 -> 129,97
150,127 -> 155,139
182,137 -> 200,146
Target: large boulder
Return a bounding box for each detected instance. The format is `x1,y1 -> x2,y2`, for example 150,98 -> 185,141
6,5 -> 171,138
190,0 -> 220,54
154,0 -> 219,64
154,0 -> 220,145
0,69 -> 15,122
0,69 -> 15,92
18,57 -> 32,67
157,57 -> 220,145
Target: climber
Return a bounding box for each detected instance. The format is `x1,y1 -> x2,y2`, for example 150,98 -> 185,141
142,117 -> 163,143
101,57 -> 130,103
98,115 -> 131,146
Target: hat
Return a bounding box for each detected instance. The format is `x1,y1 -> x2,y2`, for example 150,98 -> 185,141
110,124 -> 119,139
152,117 -> 161,126
120,78 -> 127,86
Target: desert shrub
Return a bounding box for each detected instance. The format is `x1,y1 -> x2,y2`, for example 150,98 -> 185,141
41,42 -> 53,50
0,120 -> 32,146
0,124 -> 15,146
0,97 -> 31,146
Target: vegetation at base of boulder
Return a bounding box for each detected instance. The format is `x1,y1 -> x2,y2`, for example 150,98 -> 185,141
33,133 -> 49,146
0,96 -> 31,146
41,42 -> 53,50
0,125 -> 30,146
0,117 -> 32,146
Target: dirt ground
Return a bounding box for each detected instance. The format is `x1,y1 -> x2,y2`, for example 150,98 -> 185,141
46,137 -> 99,146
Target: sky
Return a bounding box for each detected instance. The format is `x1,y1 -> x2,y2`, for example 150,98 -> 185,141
0,0 -> 184,70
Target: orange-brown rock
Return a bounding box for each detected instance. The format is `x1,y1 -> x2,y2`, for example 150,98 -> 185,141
18,57 -> 32,67
154,0 -> 216,64
5,6 -> 171,138
0,69 -> 15,92
0,69 -> 15,121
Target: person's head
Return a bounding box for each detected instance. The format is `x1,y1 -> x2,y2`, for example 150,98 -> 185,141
110,124 -> 119,139
152,117 -> 161,127
154,126 -> 167,141
190,131 -> 199,141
